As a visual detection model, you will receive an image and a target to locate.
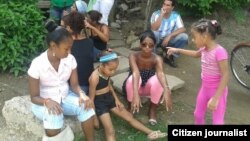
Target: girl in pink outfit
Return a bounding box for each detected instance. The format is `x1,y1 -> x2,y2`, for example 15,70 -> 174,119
167,18 -> 229,125
123,30 -> 173,125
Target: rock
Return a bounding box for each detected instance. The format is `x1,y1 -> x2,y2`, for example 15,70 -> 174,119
119,3 -> 129,11
112,47 -> 134,57
115,56 -> 130,75
130,40 -> 140,50
111,72 -> 185,95
110,22 -> 121,29
2,96 -> 82,138
108,40 -> 126,48
128,7 -> 141,13
126,34 -> 138,45
110,30 -> 123,40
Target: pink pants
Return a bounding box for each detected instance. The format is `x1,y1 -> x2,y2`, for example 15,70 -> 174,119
194,81 -> 228,125
125,75 -> 163,104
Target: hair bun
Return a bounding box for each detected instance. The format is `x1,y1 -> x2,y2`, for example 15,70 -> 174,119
45,19 -> 58,33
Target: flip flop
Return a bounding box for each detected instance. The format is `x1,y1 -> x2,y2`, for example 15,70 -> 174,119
148,119 -> 157,126
147,130 -> 167,140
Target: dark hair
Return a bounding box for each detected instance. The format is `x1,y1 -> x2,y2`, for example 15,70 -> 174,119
87,10 -> 102,24
62,11 -> 87,38
191,18 -> 222,39
45,20 -> 72,46
166,0 -> 176,7
139,30 -> 156,44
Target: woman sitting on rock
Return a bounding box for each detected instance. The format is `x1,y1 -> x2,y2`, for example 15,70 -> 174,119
123,30 -> 173,125
28,20 -> 95,141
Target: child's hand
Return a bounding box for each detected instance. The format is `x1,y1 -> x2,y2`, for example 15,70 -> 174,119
115,100 -> 124,111
166,47 -> 178,55
207,97 -> 219,111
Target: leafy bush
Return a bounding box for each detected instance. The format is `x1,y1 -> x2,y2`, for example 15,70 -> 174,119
177,0 -> 250,22
0,1 -> 46,76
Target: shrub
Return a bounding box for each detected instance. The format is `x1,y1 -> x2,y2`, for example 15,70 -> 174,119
177,0 -> 250,22
0,1 -> 46,76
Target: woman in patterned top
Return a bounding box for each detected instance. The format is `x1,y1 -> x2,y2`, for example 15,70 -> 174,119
123,30 -> 172,125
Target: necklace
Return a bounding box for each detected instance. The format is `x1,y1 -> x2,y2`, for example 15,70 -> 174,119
97,68 -> 109,80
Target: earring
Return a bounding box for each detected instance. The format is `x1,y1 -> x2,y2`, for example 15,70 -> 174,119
52,52 -> 55,57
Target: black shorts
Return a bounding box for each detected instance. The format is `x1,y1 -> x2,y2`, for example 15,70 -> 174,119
94,92 -> 116,116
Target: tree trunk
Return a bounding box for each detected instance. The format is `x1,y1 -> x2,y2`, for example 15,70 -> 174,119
144,0 -> 153,30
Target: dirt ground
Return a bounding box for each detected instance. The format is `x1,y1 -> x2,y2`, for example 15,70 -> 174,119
0,7 -> 250,140
118,10 -> 250,125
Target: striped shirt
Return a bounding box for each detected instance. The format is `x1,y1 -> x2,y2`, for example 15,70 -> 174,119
150,10 -> 184,38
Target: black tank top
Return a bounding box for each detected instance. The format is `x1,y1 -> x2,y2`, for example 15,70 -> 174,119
96,72 -> 109,90
71,38 -> 94,86
90,24 -> 107,50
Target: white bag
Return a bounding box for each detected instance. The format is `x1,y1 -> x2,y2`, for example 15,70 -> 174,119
42,125 -> 74,141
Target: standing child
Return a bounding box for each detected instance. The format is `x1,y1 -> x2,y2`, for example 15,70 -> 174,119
167,18 -> 229,125
88,52 -> 167,140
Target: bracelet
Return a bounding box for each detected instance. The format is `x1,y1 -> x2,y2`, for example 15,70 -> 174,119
79,90 -> 86,96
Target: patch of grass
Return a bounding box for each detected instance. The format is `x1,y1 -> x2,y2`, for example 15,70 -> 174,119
74,109 -> 168,141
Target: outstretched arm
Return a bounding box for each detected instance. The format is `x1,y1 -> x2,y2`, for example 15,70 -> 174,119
167,47 -> 201,58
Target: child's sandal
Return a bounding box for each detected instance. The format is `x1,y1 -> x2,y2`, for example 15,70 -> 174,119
147,130 -> 167,140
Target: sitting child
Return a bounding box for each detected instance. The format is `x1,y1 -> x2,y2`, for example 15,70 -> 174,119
88,52 -> 167,140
